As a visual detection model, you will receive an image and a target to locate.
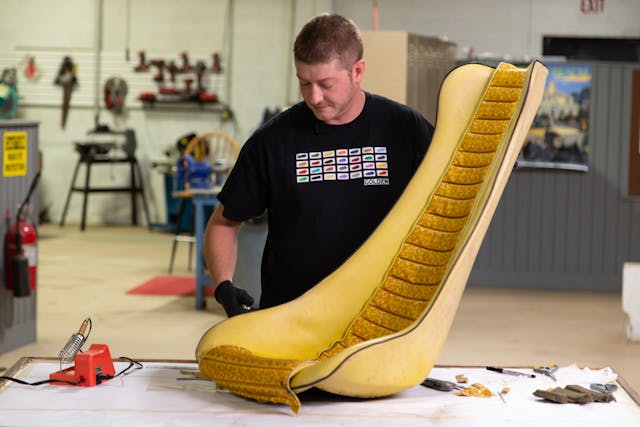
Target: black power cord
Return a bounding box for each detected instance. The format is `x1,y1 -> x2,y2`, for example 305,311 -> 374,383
96,357 -> 143,383
0,376 -> 81,386
0,356 -> 143,386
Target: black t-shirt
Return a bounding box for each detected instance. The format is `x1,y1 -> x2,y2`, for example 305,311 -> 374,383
218,92 -> 434,308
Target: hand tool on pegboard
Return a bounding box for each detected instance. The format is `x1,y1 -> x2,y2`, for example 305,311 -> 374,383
180,51 -> 192,72
151,59 -> 166,83
211,52 -> 222,73
134,50 -> 149,72
23,55 -> 41,82
54,56 -> 78,129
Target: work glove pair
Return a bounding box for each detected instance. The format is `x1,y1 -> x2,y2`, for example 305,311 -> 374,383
214,280 -> 254,317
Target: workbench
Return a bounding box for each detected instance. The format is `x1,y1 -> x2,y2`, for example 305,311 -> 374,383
171,189 -> 219,308
59,139 -> 151,231
0,360 -> 638,426
192,191 -> 218,308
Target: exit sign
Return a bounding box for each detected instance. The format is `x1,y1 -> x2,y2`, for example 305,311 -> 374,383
581,0 -> 605,14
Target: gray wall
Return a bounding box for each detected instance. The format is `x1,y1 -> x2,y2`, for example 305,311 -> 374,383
336,0 -> 640,61
470,62 -> 639,292
0,120 -> 39,354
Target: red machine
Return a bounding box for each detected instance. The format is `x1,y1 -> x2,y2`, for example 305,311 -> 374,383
49,344 -> 116,387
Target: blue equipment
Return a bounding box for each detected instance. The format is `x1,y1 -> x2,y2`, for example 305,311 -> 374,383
176,155 -> 213,190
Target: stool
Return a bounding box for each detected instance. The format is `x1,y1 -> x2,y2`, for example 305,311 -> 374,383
168,194 -> 195,273
59,140 -> 151,231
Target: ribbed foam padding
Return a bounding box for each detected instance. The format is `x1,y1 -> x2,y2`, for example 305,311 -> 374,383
200,345 -> 304,411
318,63 -> 524,359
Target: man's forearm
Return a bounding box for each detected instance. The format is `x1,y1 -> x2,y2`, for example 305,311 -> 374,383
204,205 -> 241,288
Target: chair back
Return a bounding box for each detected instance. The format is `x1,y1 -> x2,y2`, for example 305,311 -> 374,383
184,132 -> 240,166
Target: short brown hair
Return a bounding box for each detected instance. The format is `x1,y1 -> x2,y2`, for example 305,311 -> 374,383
293,13 -> 363,69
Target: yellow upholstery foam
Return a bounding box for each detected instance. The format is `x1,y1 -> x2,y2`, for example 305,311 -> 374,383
197,63 -> 536,412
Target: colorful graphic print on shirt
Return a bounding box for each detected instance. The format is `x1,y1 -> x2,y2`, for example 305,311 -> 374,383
295,146 -> 389,185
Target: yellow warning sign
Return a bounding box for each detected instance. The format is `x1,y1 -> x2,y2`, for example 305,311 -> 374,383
3,131 -> 28,177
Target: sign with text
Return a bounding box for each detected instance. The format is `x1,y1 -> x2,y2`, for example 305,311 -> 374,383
3,131 -> 28,177
581,0 -> 605,14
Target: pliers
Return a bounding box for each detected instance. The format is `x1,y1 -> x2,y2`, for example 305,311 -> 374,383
590,383 -> 617,393
534,364 -> 559,381
421,377 -> 464,391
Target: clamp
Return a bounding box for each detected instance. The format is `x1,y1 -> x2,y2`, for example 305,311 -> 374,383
534,364 -> 559,381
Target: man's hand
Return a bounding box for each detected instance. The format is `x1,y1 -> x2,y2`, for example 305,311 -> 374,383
214,280 -> 254,317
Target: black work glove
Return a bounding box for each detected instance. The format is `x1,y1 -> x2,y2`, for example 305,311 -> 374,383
214,280 -> 254,317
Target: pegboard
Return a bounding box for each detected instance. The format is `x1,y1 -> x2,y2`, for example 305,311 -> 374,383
0,0 -> 230,112
0,49 -> 227,110
0,49 -> 97,108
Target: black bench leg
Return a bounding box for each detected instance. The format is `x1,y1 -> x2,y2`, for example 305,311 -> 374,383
80,160 -> 92,231
60,158 -> 82,227
133,159 -> 152,229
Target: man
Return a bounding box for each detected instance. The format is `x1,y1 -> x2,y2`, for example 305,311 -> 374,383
205,13 -> 434,317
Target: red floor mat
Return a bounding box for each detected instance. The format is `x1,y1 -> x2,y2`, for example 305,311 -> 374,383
126,275 -> 213,296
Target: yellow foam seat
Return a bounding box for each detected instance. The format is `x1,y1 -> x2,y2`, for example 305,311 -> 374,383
196,61 -> 548,413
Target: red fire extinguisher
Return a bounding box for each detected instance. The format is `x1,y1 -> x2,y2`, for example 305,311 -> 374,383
4,172 -> 40,297
6,213 -> 37,295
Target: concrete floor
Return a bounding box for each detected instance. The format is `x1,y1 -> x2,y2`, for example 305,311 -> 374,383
1,224 -> 639,396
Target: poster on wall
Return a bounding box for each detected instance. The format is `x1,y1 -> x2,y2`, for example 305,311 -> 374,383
518,64 -> 591,172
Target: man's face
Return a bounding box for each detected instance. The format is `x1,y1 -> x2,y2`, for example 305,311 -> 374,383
295,57 -> 364,125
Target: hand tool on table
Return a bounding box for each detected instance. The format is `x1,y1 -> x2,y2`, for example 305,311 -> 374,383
497,387 -> 510,403
590,383 -> 617,393
569,384 -> 616,402
421,377 -> 464,392
534,384 -> 616,404
486,366 -> 536,378
590,383 -> 618,402
534,364 -> 558,381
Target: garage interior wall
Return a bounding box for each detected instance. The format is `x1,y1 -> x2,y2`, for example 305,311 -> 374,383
2,1 -> 640,292
336,0 -> 640,60
0,0 -> 331,227
342,1 -> 640,291
472,62 -> 640,292
2,0 -> 639,228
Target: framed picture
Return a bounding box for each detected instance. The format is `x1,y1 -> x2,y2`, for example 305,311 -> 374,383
518,64 -> 591,172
